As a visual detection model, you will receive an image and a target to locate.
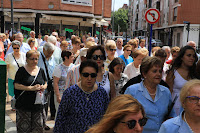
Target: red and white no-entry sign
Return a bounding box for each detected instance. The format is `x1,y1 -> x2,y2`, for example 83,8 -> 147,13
145,9 -> 160,24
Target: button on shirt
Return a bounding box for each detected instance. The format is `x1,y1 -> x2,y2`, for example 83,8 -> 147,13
125,81 -> 176,133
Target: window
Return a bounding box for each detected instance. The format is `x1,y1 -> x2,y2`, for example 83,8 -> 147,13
156,1 -> 160,11
62,0 -> 92,6
175,0 -> 179,3
173,7 -> 178,21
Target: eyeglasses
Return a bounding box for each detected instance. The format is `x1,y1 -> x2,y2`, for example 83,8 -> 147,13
28,58 -> 39,61
109,48 -> 117,52
126,50 -> 132,52
121,117 -> 147,129
186,96 -> 200,104
81,73 -> 97,78
32,41 -> 35,43
92,55 -> 105,60
13,47 -> 19,49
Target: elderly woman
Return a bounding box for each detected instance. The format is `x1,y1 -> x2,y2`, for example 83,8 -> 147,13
109,57 -> 129,96
119,44 -> 133,66
54,60 -> 109,133
127,39 -> 138,53
14,50 -> 47,132
166,45 -> 197,115
28,38 -> 37,50
86,94 -> 147,133
159,79 -> 200,133
86,45 -> 116,100
104,40 -> 117,71
53,50 -> 75,114
125,56 -> 176,133
5,40 -> 26,107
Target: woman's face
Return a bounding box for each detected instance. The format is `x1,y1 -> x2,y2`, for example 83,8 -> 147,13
13,45 -> 20,54
26,53 -> 39,67
114,112 -> 144,133
181,49 -> 196,67
80,66 -> 97,89
124,47 -> 132,56
183,85 -> 200,118
134,55 -> 145,66
107,46 -> 116,58
113,64 -> 123,75
60,43 -> 68,51
143,65 -> 162,85
92,50 -> 104,68
30,41 -> 35,48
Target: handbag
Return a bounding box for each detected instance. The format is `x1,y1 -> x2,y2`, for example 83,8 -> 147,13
41,53 -> 53,92
12,67 -> 40,109
34,90 -> 44,104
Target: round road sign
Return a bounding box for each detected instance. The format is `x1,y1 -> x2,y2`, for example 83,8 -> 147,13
145,9 -> 160,24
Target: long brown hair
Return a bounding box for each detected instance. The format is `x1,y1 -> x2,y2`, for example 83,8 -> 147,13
85,95 -> 145,133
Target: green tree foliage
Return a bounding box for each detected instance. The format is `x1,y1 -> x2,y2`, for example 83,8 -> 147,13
111,8 -> 128,32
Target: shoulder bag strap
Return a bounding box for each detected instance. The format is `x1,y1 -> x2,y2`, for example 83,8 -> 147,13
12,54 -> 20,68
16,67 -> 40,101
41,53 -> 51,81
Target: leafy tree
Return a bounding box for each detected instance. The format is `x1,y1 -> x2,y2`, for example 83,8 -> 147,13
111,8 -> 128,32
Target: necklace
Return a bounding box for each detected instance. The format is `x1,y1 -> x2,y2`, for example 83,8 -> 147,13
143,82 -> 156,96
184,113 -> 194,133
80,82 -> 95,100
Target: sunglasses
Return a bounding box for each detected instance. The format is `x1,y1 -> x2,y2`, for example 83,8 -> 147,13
28,58 -> 39,61
126,50 -> 132,52
92,55 -> 105,60
81,73 -> 97,78
32,41 -> 35,43
109,48 -> 117,52
13,47 -> 19,49
121,117 -> 147,129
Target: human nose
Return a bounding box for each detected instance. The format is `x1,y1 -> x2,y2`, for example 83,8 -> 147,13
134,122 -> 142,132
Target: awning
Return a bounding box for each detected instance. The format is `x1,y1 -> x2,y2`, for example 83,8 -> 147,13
87,18 -> 109,26
4,12 -> 36,18
42,14 -> 83,22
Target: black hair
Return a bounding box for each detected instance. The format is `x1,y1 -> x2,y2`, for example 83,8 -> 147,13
109,57 -> 125,73
79,60 -> 98,74
86,46 -> 106,60
155,49 -> 167,58
61,50 -> 72,61
169,45 -> 197,79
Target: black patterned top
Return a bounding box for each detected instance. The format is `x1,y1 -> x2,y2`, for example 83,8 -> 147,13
54,84 -> 109,133
114,73 -> 129,96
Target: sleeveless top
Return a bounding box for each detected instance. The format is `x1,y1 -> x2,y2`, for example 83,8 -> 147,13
173,70 -> 187,115
96,71 -> 110,98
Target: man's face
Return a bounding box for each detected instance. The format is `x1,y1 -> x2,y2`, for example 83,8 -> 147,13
16,34 -> 23,43
117,39 -> 123,49
30,32 -> 35,38
188,43 -> 196,50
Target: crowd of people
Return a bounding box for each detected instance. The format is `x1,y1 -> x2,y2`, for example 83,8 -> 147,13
1,31 -> 200,133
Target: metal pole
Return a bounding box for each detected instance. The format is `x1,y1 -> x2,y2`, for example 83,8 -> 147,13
187,23 -> 190,42
112,0 -> 115,34
11,0 -> 14,36
149,24 -> 153,56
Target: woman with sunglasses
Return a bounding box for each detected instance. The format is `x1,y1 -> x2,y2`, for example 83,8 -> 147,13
86,45 -> 116,100
28,38 -> 37,50
14,50 -> 47,132
86,94 -> 147,133
54,60 -> 109,133
104,40 -> 117,71
119,44 -> 133,67
125,56 -> 176,133
5,40 -> 26,110
159,79 -> 200,133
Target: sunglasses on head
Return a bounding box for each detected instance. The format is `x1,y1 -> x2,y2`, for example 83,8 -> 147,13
13,47 -> 19,49
81,73 -> 97,78
121,117 -> 147,129
92,55 -> 105,60
109,48 -> 117,52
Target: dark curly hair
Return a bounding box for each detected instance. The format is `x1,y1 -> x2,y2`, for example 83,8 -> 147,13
86,45 -> 106,60
168,45 -> 197,79
109,57 -> 125,73
79,60 -> 98,74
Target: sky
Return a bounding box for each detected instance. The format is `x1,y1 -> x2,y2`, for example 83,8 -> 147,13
112,0 -> 129,11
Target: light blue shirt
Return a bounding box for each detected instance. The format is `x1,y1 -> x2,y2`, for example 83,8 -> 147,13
40,41 -> 46,47
125,81 -> 176,133
37,45 -> 62,65
5,42 -> 31,58
158,111 -> 193,133
119,55 -> 133,66
37,51 -> 56,79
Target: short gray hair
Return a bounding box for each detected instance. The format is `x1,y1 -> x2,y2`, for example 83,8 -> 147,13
30,31 -> 35,34
11,40 -> 21,47
117,38 -> 123,42
162,46 -> 170,51
43,42 -> 55,51
47,35 -> 57,45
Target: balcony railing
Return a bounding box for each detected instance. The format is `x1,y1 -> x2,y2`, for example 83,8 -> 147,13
62,0 -> 92,6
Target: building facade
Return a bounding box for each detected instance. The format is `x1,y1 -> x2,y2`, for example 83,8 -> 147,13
129,0 -> 200,48
0,0 -> 111,38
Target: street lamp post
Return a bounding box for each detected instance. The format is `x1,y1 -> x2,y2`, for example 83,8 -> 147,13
11,0 -> 14,36
184,21 -> 190,42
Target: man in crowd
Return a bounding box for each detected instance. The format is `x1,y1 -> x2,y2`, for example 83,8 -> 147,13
26,31 -> 38,47
116,38 -> 124,56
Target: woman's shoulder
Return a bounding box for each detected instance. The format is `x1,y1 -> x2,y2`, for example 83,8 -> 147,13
160,116 -> 181,131
158,84 -> 171,94
125,82 -> 141,94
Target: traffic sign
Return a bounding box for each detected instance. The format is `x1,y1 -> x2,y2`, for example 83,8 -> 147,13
145,9 -> 160,24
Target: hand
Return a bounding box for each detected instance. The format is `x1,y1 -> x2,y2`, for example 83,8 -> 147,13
32,84 -> 41,91
40,85 -> 45,92
57,96 -> 61,103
